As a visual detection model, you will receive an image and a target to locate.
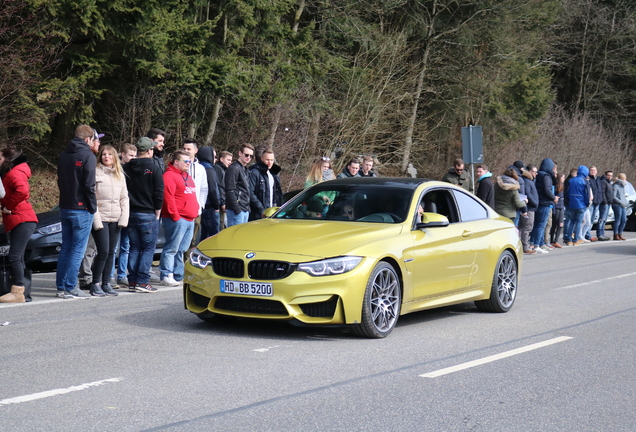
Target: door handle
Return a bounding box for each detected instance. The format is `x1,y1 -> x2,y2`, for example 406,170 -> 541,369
462,230 -> 473,238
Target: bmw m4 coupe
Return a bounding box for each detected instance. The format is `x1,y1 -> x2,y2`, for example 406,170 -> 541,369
184,178 -> 522,338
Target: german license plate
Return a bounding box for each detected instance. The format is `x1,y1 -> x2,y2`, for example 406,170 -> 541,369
220,280 -> 273,297
0,245 -> 9,257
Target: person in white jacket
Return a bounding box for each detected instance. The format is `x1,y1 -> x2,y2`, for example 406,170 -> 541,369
183,139 -> 208,245
89,145 -> 129,296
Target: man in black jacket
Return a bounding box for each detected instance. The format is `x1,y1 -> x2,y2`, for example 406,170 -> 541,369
147,128 -> 166,173
56,125 -> 97,298
586,166 -> 603,241
214,151 -> 232,230
597,170 -> 614,241
197,146 -> 222,237
475,164 -> 495,208
123,137 -> 164,293
249,148 -> 283,220
225,144 -> 260,227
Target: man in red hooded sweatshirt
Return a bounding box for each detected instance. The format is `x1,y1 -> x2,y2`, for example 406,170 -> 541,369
159,150 -> 198,286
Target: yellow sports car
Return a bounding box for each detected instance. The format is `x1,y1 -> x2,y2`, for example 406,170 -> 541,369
184,178 -> 522,338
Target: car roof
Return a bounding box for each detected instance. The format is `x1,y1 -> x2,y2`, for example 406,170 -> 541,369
325,177 -> 432,189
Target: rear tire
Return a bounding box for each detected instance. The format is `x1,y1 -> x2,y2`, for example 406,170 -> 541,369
351,262 -> 401,338
475,250 -> 517,313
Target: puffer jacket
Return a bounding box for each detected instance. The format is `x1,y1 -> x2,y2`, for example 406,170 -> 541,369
566,165 -> 590,210
0,157 -> 38,232
494,175 -> 525,219
93,165 -> 129,229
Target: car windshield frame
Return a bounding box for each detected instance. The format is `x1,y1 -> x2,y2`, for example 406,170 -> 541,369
273,183 -> 415,224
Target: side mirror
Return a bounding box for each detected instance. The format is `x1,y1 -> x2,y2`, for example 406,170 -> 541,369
416,212 -> 449,229
263,207 -> 280,218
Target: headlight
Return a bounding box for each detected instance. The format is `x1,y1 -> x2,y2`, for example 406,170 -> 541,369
36,222 -> 62,235
189,248 -> 212,269
297,256 -> 362,276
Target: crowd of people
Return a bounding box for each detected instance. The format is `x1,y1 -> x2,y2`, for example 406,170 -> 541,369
1,134 -> 625,303
446,157 -> 631,255
0,125 -> 287,302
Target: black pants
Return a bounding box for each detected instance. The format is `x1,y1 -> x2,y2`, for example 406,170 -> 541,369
91,222 -> 121,285
550,208 -> 564,244
8,222 -> 36,286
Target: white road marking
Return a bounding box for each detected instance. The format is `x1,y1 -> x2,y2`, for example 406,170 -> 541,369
420,336 -> 573,378
553,271 -> 636,291
253,345 -> 280,352
0,378 -> 122,406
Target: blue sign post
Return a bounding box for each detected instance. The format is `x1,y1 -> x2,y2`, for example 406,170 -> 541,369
462,126 -> 483,193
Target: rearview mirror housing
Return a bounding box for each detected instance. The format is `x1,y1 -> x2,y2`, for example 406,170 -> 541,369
416,212 -> 449,229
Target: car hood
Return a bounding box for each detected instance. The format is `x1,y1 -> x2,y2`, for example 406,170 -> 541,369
197,219 -> 403,260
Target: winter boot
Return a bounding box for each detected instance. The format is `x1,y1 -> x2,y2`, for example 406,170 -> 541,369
0,285 -> 26,303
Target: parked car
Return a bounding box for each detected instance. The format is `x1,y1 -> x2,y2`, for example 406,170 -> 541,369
593,181 -> 636,231
184,178 -> 522,338
0,206 -> 165,272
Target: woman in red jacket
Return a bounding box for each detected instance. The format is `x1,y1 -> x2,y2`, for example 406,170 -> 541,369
0,148 -> 38,303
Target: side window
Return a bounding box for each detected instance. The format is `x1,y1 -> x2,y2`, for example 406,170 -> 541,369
419,189 -> 459,223
453,190 -> 488,222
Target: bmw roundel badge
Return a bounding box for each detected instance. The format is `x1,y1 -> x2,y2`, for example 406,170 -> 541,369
246,252 -> 255,259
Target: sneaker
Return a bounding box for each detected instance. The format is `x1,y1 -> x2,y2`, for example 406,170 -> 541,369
534,246 -> 547,254
90,283 -> 106,297
574,240 -> 584,245
161,274 -> 180,287
544,244 -> 555,250
116,277 -> 129,287
598,236 -> 610,241
128,283 -> 137,292
56,289 -> 66,298
551,242 -> 563,248
148,270 -> 161,283
102,283 -> 119,296
62,287 -> 91,299
540,245 -> 551,252
582,239 -> 590,243
135,283 -> 158,293
524,249 -> 537,255
590,237 -> 598,242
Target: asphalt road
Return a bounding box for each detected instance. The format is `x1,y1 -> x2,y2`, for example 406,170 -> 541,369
1,238 -> 635,432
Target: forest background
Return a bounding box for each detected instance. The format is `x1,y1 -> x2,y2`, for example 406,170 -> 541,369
1,0 -> 635,212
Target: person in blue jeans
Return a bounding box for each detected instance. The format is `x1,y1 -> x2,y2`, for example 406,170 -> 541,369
56,125 -> 97,298
224,143 -> 259,227
123,137 -> 164,293
530,158 -> 559,251
612,173 -> 629,241
159,151 -> 198,286
563,165 -> 591,245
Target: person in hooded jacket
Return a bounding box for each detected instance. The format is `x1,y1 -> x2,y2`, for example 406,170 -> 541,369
507,160 -> 527,226
159,150 -> 198,286
475,164 -> 495,208
549,172 -> 566,248
520,165 -> 538,254
197,146 -> 222,238
530,158 -> 558,251
0,148 -> 37,303
337,158 -> 361,179
494,168 -> 526,220
56,125 -> 97,299
563,165 -> 590,246
249,148 -> 282,220
612,173 -> 629,241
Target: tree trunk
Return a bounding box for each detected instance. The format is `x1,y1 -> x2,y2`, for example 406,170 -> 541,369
292,0 -> 305,33
402,48 -> 429,173
266,105 -> 282,148
307,110 -> 320,155
204,96 -> 223,146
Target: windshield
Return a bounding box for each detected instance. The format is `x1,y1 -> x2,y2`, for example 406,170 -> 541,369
273,183 -> 413,223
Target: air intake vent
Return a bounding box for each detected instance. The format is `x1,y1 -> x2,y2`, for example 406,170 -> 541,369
212,258 -> 244,278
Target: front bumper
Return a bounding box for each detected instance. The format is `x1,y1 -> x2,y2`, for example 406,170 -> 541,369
183,256 -> 376,325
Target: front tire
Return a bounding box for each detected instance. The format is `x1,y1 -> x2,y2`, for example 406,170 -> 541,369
475,250 -> 517,312
351,262 -> 401,338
